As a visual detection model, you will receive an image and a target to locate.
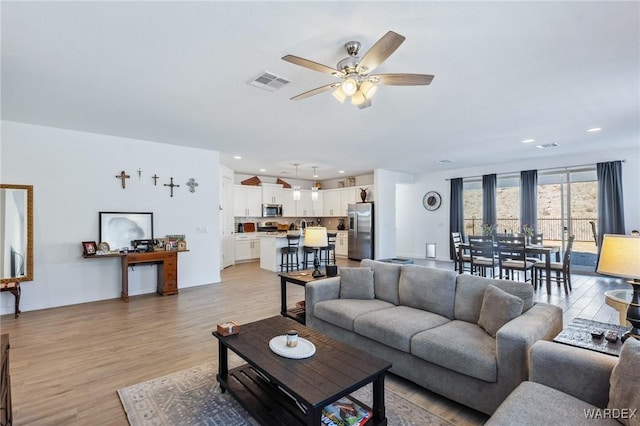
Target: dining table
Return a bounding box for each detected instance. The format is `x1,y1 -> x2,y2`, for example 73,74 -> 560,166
458,242 -> 561,293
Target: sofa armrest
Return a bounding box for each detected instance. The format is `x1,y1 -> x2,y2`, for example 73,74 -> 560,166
494,303 -> 563,393
529,340 -> 617,408
305,277 -> 340,323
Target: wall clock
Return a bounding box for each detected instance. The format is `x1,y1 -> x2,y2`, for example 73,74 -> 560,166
423,191 -> 442,211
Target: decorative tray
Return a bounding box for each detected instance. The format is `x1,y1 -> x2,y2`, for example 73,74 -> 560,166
269,335 -> 316,359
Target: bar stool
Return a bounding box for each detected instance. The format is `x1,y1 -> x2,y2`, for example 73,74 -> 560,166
301,245 -> 315,269
280,235 -> 300,272
320,232 -> 337,265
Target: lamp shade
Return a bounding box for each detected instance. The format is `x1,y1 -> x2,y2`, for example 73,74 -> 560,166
305,227 -> 328,248
597,234 -> 640,280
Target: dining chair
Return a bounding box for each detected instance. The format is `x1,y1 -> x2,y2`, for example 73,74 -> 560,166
526,233 -> 545,263
451,232 -> 471,272
534,235 -> 575,294
497,235 -> 535,283
469,240 -> 498,277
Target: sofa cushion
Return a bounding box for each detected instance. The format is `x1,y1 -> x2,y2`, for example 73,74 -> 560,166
411,320 -> 497,382
361,259 -> 402,305
478,285 -> 524,337
398,264 -> 458,320
339,267 -> 375,299
608,337 -> 640,426
454,274 -> 534,323
354,306 -> 450,353
487,381 -> 620,426
313,299 -> 395,331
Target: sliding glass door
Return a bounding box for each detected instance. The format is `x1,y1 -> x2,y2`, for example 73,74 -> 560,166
537,168 -> 598,266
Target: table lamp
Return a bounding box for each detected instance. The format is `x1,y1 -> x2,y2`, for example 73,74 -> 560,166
596,234 -> 640,341
304,227 -> 328,278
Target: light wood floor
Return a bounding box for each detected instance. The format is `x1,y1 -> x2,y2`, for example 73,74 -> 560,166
0,258 -> 628,425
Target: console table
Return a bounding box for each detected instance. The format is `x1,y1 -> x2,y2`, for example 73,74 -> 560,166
84,250 -> 187,301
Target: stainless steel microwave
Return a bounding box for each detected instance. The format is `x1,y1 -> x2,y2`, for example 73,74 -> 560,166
262,203 -> 283,217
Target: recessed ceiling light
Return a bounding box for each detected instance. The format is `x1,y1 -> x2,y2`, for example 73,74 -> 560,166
522,139 -> 536,144
233,155 -> 242,160
436,159 -> 452,164
339,170 -> 345,174
259,168 -> 266,172
587,127 -> 602,133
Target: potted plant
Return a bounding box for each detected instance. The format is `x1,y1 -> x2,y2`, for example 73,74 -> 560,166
481,223 -> 497,236
522,224 -> 535,244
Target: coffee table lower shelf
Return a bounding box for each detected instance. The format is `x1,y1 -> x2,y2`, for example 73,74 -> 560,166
218,364 -> 374,426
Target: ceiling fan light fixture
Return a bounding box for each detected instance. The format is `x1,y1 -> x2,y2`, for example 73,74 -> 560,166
360,81 -> 378,99
351,90 -> 367,106
332,87 -> 347,103
342,78 -> 358,96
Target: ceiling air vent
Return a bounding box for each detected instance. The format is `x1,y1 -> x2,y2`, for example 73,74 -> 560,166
248,71 -> 290,92
535,143 -> 559,149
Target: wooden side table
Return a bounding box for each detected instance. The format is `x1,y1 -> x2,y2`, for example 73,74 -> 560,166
0,282 -> 21,318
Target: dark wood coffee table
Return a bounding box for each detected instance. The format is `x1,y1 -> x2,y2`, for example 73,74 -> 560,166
553,317 -> 631,357
212,316 -> 391,425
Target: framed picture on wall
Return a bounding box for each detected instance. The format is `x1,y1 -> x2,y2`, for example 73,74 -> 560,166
82,241 -> 97,256
99,212 -> 154,250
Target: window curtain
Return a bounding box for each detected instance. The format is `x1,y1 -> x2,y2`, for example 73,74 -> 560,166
520,170 -> 538,232
597,161 -> 626,248
482,174 -> 497,228
449,178 -> 464,260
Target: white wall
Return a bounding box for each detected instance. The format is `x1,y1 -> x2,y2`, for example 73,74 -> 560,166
0,121 -> 222,315
374,169 -> 414,259
399,147 -> 640,261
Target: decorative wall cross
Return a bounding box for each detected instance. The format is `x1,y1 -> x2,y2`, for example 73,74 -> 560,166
186,178 -> 199,193
137,168 -> 143,180
152,174 -> 159,186
116,171 -> 130,189
164,177 -> 180,197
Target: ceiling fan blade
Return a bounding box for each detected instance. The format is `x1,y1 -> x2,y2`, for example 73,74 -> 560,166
356,31 -> 406,74
371,73 -> 434,86
290,83 -> 341,100
282,55 -> 340,76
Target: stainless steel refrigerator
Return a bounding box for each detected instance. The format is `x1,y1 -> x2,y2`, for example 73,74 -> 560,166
348,203 -> 374,260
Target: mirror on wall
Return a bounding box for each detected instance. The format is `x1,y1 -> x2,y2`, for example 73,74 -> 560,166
1,184 -> 34,283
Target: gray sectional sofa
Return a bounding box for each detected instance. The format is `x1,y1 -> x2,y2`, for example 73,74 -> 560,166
305,259 -> 563,415
488,339 -> 639,425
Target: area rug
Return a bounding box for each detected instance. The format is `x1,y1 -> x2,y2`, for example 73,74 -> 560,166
117,362 -> 453,426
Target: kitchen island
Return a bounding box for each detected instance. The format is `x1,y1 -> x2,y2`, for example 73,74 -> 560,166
258,232 -> 306,272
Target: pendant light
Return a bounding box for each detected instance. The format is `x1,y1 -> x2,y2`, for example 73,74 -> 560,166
292,163 -> 301,201
311,166 -> 319,201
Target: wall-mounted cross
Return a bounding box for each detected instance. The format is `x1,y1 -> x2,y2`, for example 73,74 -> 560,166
186,178 -> 199,193
137,168 -> 143,180
164,177 -> 180,197
152,174 -> 159,186
116,171 -> 130,189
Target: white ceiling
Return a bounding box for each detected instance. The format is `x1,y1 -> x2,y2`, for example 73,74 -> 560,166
2,1 -> 638,181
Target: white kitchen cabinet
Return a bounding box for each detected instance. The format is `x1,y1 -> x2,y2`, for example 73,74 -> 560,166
324,188 -> 356,217
299,189 -> 324,217
323,189 -> 341,216
261,183 -> 284,204
282,188 -> 297,217
235,234 -> 260,261
233,185 -> 262,217
336,231 -> 348,257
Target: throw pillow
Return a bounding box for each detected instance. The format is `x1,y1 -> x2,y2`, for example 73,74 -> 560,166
608,337 -> 640,426
478,284 -> 524,337
339,267 -> 375,300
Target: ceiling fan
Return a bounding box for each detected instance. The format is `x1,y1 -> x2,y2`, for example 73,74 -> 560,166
282,30 -> 434,109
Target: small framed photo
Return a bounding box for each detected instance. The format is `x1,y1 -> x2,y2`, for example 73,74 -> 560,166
82,241 -> 98,256
98,241 -> 111,254
177,240 -> 187,251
